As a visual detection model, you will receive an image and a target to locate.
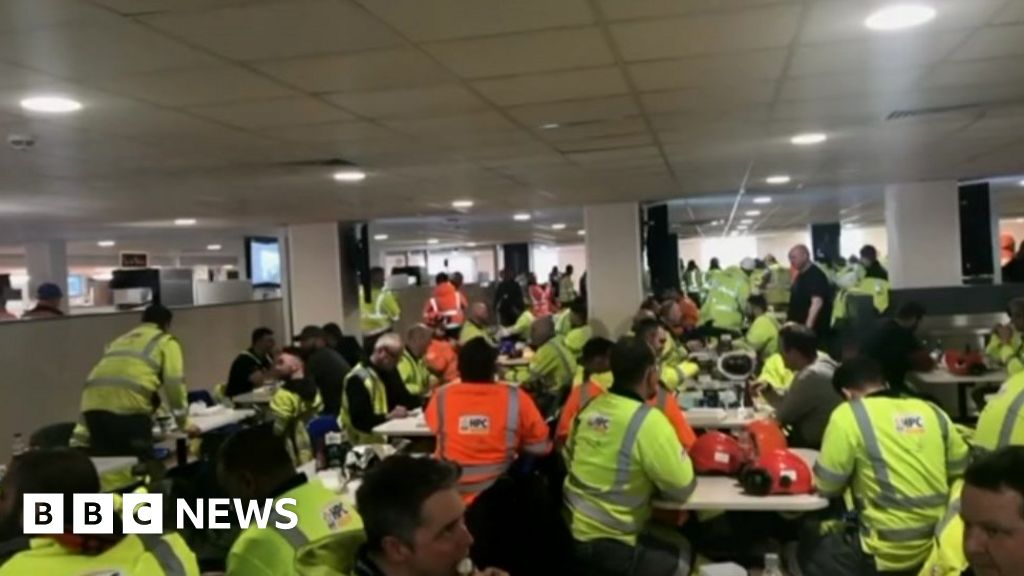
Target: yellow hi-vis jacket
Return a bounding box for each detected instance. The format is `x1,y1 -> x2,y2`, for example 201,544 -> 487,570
565,325 -> 592,360
699,268 -> 748,331
227,475 -> 364,576
554,309 -> 572,336
271,386 -> 323,467
918,480 -> 967,576
659,361 -> 700,392
339,363 -> 388,444
459,321 -> 496,347
765,264 -> 792,307
563,390 -> 697,546
0,532 -> 199,575
814,394 -> 970,572
505,310 -> 535,340
397,348 -> 430,397
758,353 -> 794,393
359,287 -> 400,336
974,371 -> 1024,454
512,337 -> 577,394
985,329 -> 1024,376
745,313 -> 780,358
71,323 -> 188,447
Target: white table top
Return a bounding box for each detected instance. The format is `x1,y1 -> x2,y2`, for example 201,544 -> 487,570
372,413 -> 433,437
684,408 -> 766,429
497,356 -> 531,367
231,386 -> 275,405
189,408 -> 256,433
654,448 -> 827,512
91,456 -> 138,475
910,367 -> 1007,385
297,462 -> 360,502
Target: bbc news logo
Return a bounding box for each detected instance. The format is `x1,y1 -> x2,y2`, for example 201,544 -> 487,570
23,494 -> 298,534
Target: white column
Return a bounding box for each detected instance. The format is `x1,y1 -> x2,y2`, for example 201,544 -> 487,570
584,203 -> 644,337
286,223 -> 344,330
25,240 -> 68,312
885,181 -> 962,289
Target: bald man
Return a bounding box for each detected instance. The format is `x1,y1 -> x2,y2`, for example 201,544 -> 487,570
398,325 -> 432,396
459,302 -> 496,347
787,244 -> 832,339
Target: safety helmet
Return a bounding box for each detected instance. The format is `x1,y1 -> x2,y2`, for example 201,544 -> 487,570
740,449 -> 814,496
835,265 -> 864,289
717,350 -> 755,381
945,350 -> 987,376
739,420 -> 789,461
691,431 -> 745,476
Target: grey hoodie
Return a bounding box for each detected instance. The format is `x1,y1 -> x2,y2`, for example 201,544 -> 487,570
764,356 -> 842,449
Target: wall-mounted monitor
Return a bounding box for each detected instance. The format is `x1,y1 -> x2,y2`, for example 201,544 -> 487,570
67,275 -> 86,299
246,237 -> 281,287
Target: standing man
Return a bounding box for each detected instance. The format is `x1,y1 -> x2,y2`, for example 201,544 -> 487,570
70,304 -> 196,457
425,273 -> 467,339
860,245 -> 889,280
494,269 -> 526,325
559,265 -> 578,306
787,244 -> 833,339
398,324 -> 432,397
752,325 -> 840,449
986,297 -> 1024,376
341,333 -> 420,444
225,327 -> 279,398
22,283 -> 64,319
564,337 -> 697,576
298,325 -> 351,416
360,266 -> 401,352
809,357 -> 969,575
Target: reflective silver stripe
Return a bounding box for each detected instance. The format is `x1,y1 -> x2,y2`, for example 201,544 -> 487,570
565,491 -> 639,533
102,350 -> 159,371
850,399 -> 946,510
813,461 -> 851,486
614,406 -> 653,489
524,440 -> 551,454
872,523 -> 937,542
935,498 -> 961,537
948,455 -> 969,474
138,534 -> 187,575
579,383 -> 594,406
551,340 -> 574,389
505,386 -> 520,461
141,331 -> 168,361
565,473 -> 647,508
83,377 -> 153,399
271,512 -> 309,550
998,387 -> 1024,449
926,402 -> 950,445
659,478 -> 698,504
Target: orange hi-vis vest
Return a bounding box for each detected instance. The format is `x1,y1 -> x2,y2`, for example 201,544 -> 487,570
557,378 -> 697,451
424,282 -> 466,329
425,337 -> 459,385
426,382 -> 552,503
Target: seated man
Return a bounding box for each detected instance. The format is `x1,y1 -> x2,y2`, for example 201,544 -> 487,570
354,456 -> 508,576
397,324 -> 432,397
270,348 -> 322,466
513,316 -> 577,400
986,297 -> 1024,376
341,333 -> 420,444
753,325 -> 840,449
744,295 -> 780,359
0,448 -> 199,575
225,326 -> 279,397
974,371 -> 1024,455
426,338 -> 551,504
459,302 -> 496,347
558,337 -> 696,451
219,426 -> 363,576
960,446 -> 1024,576
564,337 -> 697,576
858,302 -> 934,394
562,300 -> 593,359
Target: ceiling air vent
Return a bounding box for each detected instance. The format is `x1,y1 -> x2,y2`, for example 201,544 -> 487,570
886,103 -> 983,121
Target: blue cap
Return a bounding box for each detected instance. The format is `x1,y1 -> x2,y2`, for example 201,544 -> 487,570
37,282 -> 63,300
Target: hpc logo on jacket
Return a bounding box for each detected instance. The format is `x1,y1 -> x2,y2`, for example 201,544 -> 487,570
894,413 -> 926,435
586,413 -> 612,434
459,415 -> 491,434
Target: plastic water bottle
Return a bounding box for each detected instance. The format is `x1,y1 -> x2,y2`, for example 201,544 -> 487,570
763,552 -> 784,576
11,433 -> 26,457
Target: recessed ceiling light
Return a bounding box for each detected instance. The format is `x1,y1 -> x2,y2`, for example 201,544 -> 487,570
20,95 -> 82,114
1018,179 -> 1024,187
426,238 -> 439,245
207,244 -> 222,251
513,213 -> 531,221
740,219 -> 753,224
373,234 -> 389,241
174,218 -> 197,226
745,210 -> 761,216
791,132 -> 828,146
332,169 -> 367,182
467,242 -> 477,248
97,240 -> 115,248
577,229 -> 586,236
452,200 -> 474,209
753,196 -> 772,204
551,223 -> 567,230
865,4 -> 936,31
765,175 -> 791,185
540,123 -> 560,130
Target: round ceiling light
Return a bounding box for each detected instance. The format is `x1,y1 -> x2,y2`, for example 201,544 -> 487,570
451,200 -> 474,209
513,213 -> 531,222
765,175 -> 791,185
865,4 -> 936,31
332,170 -> 367,182
753,196 -> 773,204
791,132 -> 827,146
20,95 -> 82,114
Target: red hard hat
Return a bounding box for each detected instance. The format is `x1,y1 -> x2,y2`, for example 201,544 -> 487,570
741,420 -> 789,461
691,431 -> 745,476
945,350 -> 986,376
740,449 -> 814,496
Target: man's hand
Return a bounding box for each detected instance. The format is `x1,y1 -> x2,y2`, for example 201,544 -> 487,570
387,406 -> 409,420
995,324 -> 1013,344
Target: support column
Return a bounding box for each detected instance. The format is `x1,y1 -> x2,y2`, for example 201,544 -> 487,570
366,223 -> 387,271
285,223 -> 361,338
885,181 -> 963,289
25,241 -> 68,312
585,203 -> 644,337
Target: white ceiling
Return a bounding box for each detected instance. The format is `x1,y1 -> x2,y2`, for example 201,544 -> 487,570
0,0 -> 1023,247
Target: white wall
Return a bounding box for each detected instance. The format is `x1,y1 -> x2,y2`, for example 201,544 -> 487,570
678,226 -> 888,268
886,181 -> 962,288
531,243 -> 587,279
585,204 -> 643,337
287,223 -> 343,328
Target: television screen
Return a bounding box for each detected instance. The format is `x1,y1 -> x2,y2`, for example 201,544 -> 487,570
247,237 -> 281,286
67,275 -> 85,298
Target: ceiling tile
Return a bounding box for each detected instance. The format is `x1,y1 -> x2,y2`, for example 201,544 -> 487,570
779,70 -> 924,101
0,0 -> 118,31
597,0 -> 792,21
0,62 -> 59,89
610,5 -> 800,62
641,82 -> 777,114
359,0 -> 594,41
325,84 -> 488,119
800,0 -> 1004,45
992,1 -> 1024,24
187,96 -> 354,129
94,67 -> 294,107
629,49 -> 788,92
89,0 -> 276,15
506,96 -> 639,127
926,57 -> 1024,88
259,120 -> 400,143
473,67 -> 629,106
789,30 -> 968,77
140,0 -> 402,61
553,133 -> 654,153
0,20 -> 218,79
539,116 -> 648,141
423,28 -> 614,79
386,111 -> 520,138
950,24 -> 1024,61
256,48 -> 453,93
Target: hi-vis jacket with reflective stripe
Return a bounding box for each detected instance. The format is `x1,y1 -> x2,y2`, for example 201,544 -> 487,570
514,337 -> 577,394
360,287 -> 401,336
271,386 -> 323,467
659,360 -> 699,392
459,321 -> 495,347
397,348 -> 430,396
699,268 -> 749,331
564,390 -> 697,546
745,313 -> 781,358
73,323 -> 188,440
340,363 -> 388,445
985,329 -> 1024,376
426,382 -> 551,503
227,476 -> 364,576
974,371 -> 1024,454
814,393 -> 970,572
0,531 -> 199,575
757,353 -> 794,393
918,480 -> 968,576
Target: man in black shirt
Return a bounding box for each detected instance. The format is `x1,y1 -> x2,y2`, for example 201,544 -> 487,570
324,322 -> 365,367
343,333 -> 420,438
787,244 -> 833,339
225,327 -> 278,397
297,325 -> 351,416
859,302 -> 934,394
860,244 -> 889,281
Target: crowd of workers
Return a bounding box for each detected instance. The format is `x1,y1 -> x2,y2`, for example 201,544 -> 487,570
1,240 -> 1023,576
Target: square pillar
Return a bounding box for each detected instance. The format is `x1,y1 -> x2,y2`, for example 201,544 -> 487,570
585,203 -> 643,337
